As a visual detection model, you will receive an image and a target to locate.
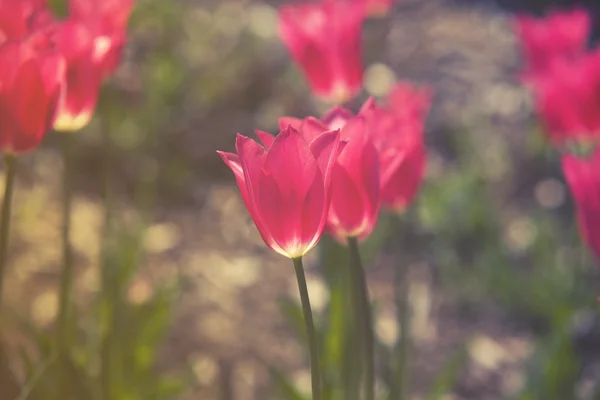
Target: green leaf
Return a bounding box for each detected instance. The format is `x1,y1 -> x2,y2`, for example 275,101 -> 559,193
155,374 -> 189,399
16,354 -> 56,400
358,214 -> 395,266
518,325 -> 580,400
319,235 -> 350,286
268,365 -> 309,400
425,345 -> 467,400
320,278 -> 347,400
278,298 -> 308,345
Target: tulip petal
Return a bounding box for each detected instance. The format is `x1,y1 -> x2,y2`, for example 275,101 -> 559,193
235,134 -> 277,248
259,127 -> 319,257
10,59 -> 49,152
255,129 -> 276,149
380,142 -> 425,211
562,149 -> 600,260
328,162 -> 367,237
278,116 -> 303,131
217,151 -> 248,201
322,105 -> 354,131
300,171 -> 326,253
301,116 -> 328,142
309,129 -> 340,187
328,132 -> 380,239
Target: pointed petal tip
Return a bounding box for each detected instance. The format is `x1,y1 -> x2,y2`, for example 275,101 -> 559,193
217,150 -> 239,164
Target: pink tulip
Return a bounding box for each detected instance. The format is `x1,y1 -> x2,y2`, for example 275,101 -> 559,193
218,127 -> 341,259
562,148 -> 600,261
278,0 -> 364,103
515,8 -> 591,78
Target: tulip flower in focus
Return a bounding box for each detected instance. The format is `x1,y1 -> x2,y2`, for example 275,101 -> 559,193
278,0 -> 365,104
515,8 -> 591,78
361,82 -> 431,212
562,149 -> 600,261
218,128 -> 341,259
0,4 -> 64,154
280,107 -> 381,241
528,49 -> 600,152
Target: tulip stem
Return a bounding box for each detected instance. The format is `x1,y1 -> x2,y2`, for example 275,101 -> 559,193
394,249 -> 410,400
100,123 -> 114,400
292,256 -> 322,400
57,134 -> 74,390
390,213 -> 412,400
348,237 -> 375,400
0,154 -> 17,307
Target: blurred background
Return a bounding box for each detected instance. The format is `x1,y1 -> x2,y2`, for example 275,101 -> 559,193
2,0 -> 600,399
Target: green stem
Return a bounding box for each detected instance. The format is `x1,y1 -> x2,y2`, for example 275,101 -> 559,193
0,155 -> 20,399
57,134 -> 74,349
391,213 -> 412,400
57,134 -> 74,399
348,237 -> 375,400
0,155 -> 17,306
395,255 -> 410,400
100,125 -> 113,400
292,257 -> 322,400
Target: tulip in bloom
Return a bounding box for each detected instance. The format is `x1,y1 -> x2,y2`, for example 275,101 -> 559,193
49,0 -> 135,132
515,8 -> 591,78
0,12 -> 65,153
326,115 -> 381,240
277,108 -> 381,240
69,0 -> 136,77
50,19 -> 106,132
278,0 -> 365,103
218,127 -> 341,259
562,148 -> 600,260
361,82 -> 431,211
528,48 -> 600,151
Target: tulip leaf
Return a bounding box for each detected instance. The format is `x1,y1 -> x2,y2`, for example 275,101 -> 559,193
358,214 -> 395,266
518,326 -> 580,400
318,235 -> 360,400
320,276 -> 348,400
278,297 -> 309,345
269,365 -> 310,400
424,345 -> 467,400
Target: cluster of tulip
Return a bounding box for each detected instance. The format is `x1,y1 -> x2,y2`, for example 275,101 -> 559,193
0,0 -> 134,152
515,8 -> 600,262
218,0 -> 430,398
218,87 -> 430,261
0,0 -> 134,390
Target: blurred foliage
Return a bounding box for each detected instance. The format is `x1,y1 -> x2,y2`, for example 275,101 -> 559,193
2,0 -> 600,399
